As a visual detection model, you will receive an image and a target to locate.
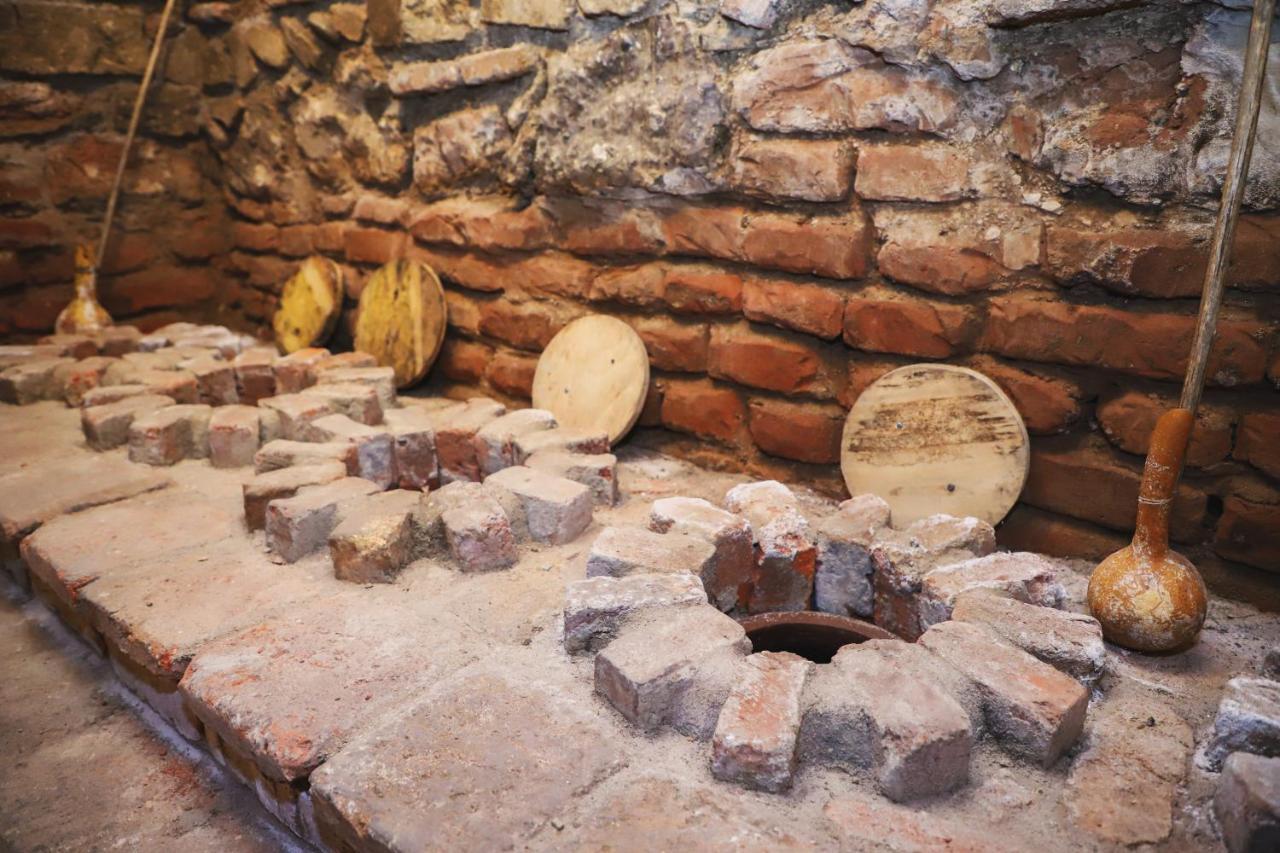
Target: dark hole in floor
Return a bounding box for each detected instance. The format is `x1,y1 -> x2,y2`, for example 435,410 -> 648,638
738,611 -> 898,664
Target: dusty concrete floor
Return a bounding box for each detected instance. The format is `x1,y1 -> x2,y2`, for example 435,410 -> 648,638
0,578 -> 302,852
0,400 -> 1276,851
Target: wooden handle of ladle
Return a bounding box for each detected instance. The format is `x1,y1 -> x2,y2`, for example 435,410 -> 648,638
1132,408 -> 1194,556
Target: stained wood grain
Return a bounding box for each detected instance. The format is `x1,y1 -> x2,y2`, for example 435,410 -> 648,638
353,260 -> 447,389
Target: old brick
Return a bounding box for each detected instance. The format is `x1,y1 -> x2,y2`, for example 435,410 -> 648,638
844,290 -> 979,358
1066,689 -> 1193,846
968,356 -> 1084,435
209,405 -> 261,468
1204,677 -> 1280,771
483,466 -> 593,545
525,450 -> 618,507
381,407 -> 440,490
315,367 -> 397,411
329,490 -> 419,583
413,106 -> 512,195
274,347 -> 329,394
410,196 -> 554,252
1215,496 -> 1280,572
439,337 -> 492,383
240,461 -> 348,527
952,592 -> 1105,683
127,404 -> 212,465
660,379 -> 745,444
587,525 -> 718,582
747,398 -> 844,464
712,652 -> 812,793
303,382 -> 383,426
919,620 -> 1089,766
258,393 -> 335,441
801,640 -> 973,801
389,45 -> 540,95
60,356 -> 115,406
918,551 -> 1065,631
997,505 -> 1128,563
479,0 -> 570,29
233,347 -> 277,404
982,294 -> 1268,386
435,397 -> 506,482
709,324 -> 839,398
266,477 -> 381,562
254,439 -> 358,476
474,408 -> 557,476
662,267 -> 743,315
720,0 -> 780,28
185,357 -> 238,406
0,357 -> 73,404
440,484 -> 518,571
742,277 -> 844,340
650,497 -> 753,612
563,573 -> 708,653
308,414 -> 396,489
628,316 -> 708,373
511,426 -> 607,463
855,143 -> 977,202
725,481 -> 816,614
874,204 -> 1036,296
1023,436 -> 1206,538
730,136 -> 854,203
344,226 -> 408,265
1215,752 -> 1280,853
1097,389 -> 1234,468
1234,411 -> 1280,480
81,394 -> 175,450
813,494 -> 892,619
478,298 -> 574,352
595,605 -> 751,738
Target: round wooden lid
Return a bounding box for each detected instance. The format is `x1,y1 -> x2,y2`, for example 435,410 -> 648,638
840,364 -> 1029,526
532,315 -> 650,446
273,256 -> 343,354
353,259 -> 448,389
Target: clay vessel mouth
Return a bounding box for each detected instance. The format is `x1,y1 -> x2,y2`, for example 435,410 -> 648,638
737,611 -> 899,664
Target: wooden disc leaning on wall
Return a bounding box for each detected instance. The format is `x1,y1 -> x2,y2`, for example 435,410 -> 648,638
840,364 -> 1029,527
353,259 -> 448,389
532,315 -> 650,446
273,256 -> 344,354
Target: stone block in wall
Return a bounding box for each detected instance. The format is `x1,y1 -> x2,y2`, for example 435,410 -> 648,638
389,46 -> 540,96
1234,411 -> 1280,481
747,398 -> 844,465
1096,389 -> 1234,468
368,0 -> 475,44
413,106 -> 513,195
659,378 -> 745,444
1215,497 -> 1280,573
0,2 -> 148,76
729,136 -> 855,203
709,323 -> 843,400
843,288 -> 980,360
741,277 -> 844,341
966,356 -> 1085,436
731,38 -> 960,135
480,0 -> 570,29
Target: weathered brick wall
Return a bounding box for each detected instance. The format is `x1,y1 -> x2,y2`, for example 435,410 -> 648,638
3,0 -> 1279,571
0,0 -> 235,334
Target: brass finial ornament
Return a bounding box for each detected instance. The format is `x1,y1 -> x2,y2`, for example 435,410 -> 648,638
55,244 -> 113,334
1089,0 -> 1274,653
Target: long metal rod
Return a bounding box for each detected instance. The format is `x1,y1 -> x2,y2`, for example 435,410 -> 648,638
93,0 -> 181,271
1180,0 -> 1277,413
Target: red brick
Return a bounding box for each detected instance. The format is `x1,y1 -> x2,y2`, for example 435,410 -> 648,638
879,245 -> 1006,296
741,209 -> 872,281
843,291 -> 979,358
982,294 -> 1269,386
100,267 -> 217,314
843,358 -> 903,407
968,356 -> 1084,435
997,505 -> 1129,563
478,298 -> 575,352
0,217 -> 55,249
552,198 -> 666,256
487,349 -> 537,399
730,136 -> 854,203
100,232 -> 158,274
445,290 -> 481,334
855,143 -> 976,202
1233,411 -> 1280,480
230,251 -> 295,289
661,204 -> 872,281
279,224 -> 316,257
1214,496 -> 1280,572
743,276 -> 845,340
662,266 -> 743,315
1022,435 -> 1206,539
168,217 -> 232,261
589,264 -> 666,308
232,221 -> 280,252
438,337 -> 492,383
628,317 -> 708,373
1046,216 -> 1280,298
709,324 -> 840,398
313,221 -> 348,254
409,196 -> 554,251
352,194 -> 411,226
1096,389 -> 1234,468
660,379 -> 745,443
747,398 -> 844,464
343,226 -> 408,265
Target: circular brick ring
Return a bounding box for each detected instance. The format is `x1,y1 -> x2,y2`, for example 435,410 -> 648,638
564,479 -> 1107,803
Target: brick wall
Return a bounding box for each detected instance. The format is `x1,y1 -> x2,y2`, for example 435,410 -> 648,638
0,0 -> 235,333
2,0 -> 1278,571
